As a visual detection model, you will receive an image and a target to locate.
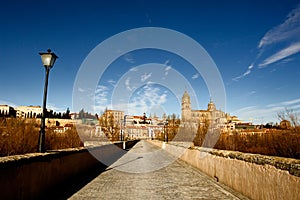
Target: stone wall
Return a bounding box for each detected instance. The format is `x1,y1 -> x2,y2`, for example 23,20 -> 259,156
149,140 -> 300,200
0,141 -> 138,200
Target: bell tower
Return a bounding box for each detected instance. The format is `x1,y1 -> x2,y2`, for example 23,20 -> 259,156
181,91 -> 191,122
207,98 -> 216,111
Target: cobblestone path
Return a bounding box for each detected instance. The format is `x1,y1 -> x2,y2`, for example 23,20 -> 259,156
69,140 -> 248,200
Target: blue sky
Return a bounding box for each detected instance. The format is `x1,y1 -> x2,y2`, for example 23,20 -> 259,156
1,0 -> 300,124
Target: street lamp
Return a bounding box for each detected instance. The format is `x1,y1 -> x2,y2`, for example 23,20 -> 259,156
38,49 -> 58,153
121,115 -> 128,141
164,121 -> 168,143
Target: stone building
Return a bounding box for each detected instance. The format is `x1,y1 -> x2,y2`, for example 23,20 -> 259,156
101,109 -> 124,125
0,105 -> 16,117
15,105 -> 46,118
181,91 -> 227,128
280,120 -> 291,129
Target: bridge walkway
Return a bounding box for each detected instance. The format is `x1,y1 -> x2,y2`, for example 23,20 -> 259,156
69,140 -> 248,200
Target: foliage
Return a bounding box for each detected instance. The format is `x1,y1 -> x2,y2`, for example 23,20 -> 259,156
98,108 -> 120,141
193,126 -> 300,159
0,118 -> 83,157
277,108 -> 299,127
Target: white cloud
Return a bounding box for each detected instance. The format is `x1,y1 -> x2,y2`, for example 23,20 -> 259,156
192,73 -> 199,79
127,84 -> 168,115
234,106 -> 258,113
165,66 -> 171,71
125,77 -> 136,91
164,60 -> 172,76
258,4 -> 300,49
232,63 -> 254,81
129,67 -> 138,72
78,87 -> 85,92
94,85 -> 109,105
233,105 -> 284,124
234,98 -> 300,123
164,59 -> 170,66
164,66 -> 171,76
235,4 -> 300,80
124,53 -> 135,63
259,42 -> 300,67
141,72 -> 152,82
267,98 -> 300,107
107,79 -> 116,86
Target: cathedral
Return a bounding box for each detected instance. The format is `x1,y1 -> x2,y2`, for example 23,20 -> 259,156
181,91 -> 227,127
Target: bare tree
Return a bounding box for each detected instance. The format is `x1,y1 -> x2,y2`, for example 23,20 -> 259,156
98,109 -> 120,141
277,108 -> 299,127
167,113 -> 180,141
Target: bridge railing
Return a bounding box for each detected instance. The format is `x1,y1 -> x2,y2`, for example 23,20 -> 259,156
148,140 -> 300,200
0,140 -> 139,200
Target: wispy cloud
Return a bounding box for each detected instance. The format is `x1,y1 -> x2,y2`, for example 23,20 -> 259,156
234,4 -> 300,80
141,72 -> 152,82
164,59 -> 170,66
78,87 -> 85,92
234,106 -> 258,113
258,4 -> 300,67
163,60 -> 172,76
259,42 -> 300,67
164,66 -> 172,76
192,73 -> 199,79
234,98 -> 300,123
107,79 -> 116,87
128,84 -> 168,115
232,63 -> 254,81
129,67 -> 138,72
94,85 -> 109,105
233,105 -> 284,124
258,4 -> 300,49
267,98 -> 300,108
125,77 -> 136,91
124,53 -> 135,63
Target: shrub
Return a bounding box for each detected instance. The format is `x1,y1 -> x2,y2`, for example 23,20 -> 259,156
0,118 -> 83,157
193,126 -> 300,159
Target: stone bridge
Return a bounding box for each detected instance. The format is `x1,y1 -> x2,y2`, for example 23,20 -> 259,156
0,140 -> 299,199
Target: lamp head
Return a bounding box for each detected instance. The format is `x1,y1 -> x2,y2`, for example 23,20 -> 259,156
39,49 -> 58,68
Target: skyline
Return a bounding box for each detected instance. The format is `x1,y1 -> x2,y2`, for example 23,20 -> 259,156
1,0 -> 300,124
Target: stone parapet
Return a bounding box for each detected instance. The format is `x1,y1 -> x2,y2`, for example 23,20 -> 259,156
0,140 -> 139,200
148,140 -> 300,200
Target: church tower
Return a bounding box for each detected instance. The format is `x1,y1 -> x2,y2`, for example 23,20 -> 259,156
207,98 -> 216,111
181,91 -> 191,122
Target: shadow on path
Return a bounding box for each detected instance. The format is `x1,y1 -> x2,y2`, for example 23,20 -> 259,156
42,140 -> 139,200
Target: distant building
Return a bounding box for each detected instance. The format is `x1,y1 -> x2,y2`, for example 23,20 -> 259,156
125,113 -> 152,126
0,105 -> 16,117
15,105 -> 50,118
235,122 -> 255,130
103,109 -> 124,125
280,120 -> 291,129
181,91 -> 227,128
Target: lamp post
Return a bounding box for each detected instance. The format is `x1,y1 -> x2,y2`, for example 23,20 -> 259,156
120,115 -> 128,141
164,121 -> 168,143
38,49 -> 58,153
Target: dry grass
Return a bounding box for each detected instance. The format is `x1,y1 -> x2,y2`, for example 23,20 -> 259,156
193,127 -> 300,159
0,118 -> 83,157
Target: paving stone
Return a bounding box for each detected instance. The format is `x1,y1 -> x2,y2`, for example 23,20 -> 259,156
69,140 -> 249,200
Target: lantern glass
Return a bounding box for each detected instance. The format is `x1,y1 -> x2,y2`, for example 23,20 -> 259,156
39,50 -> 58,68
